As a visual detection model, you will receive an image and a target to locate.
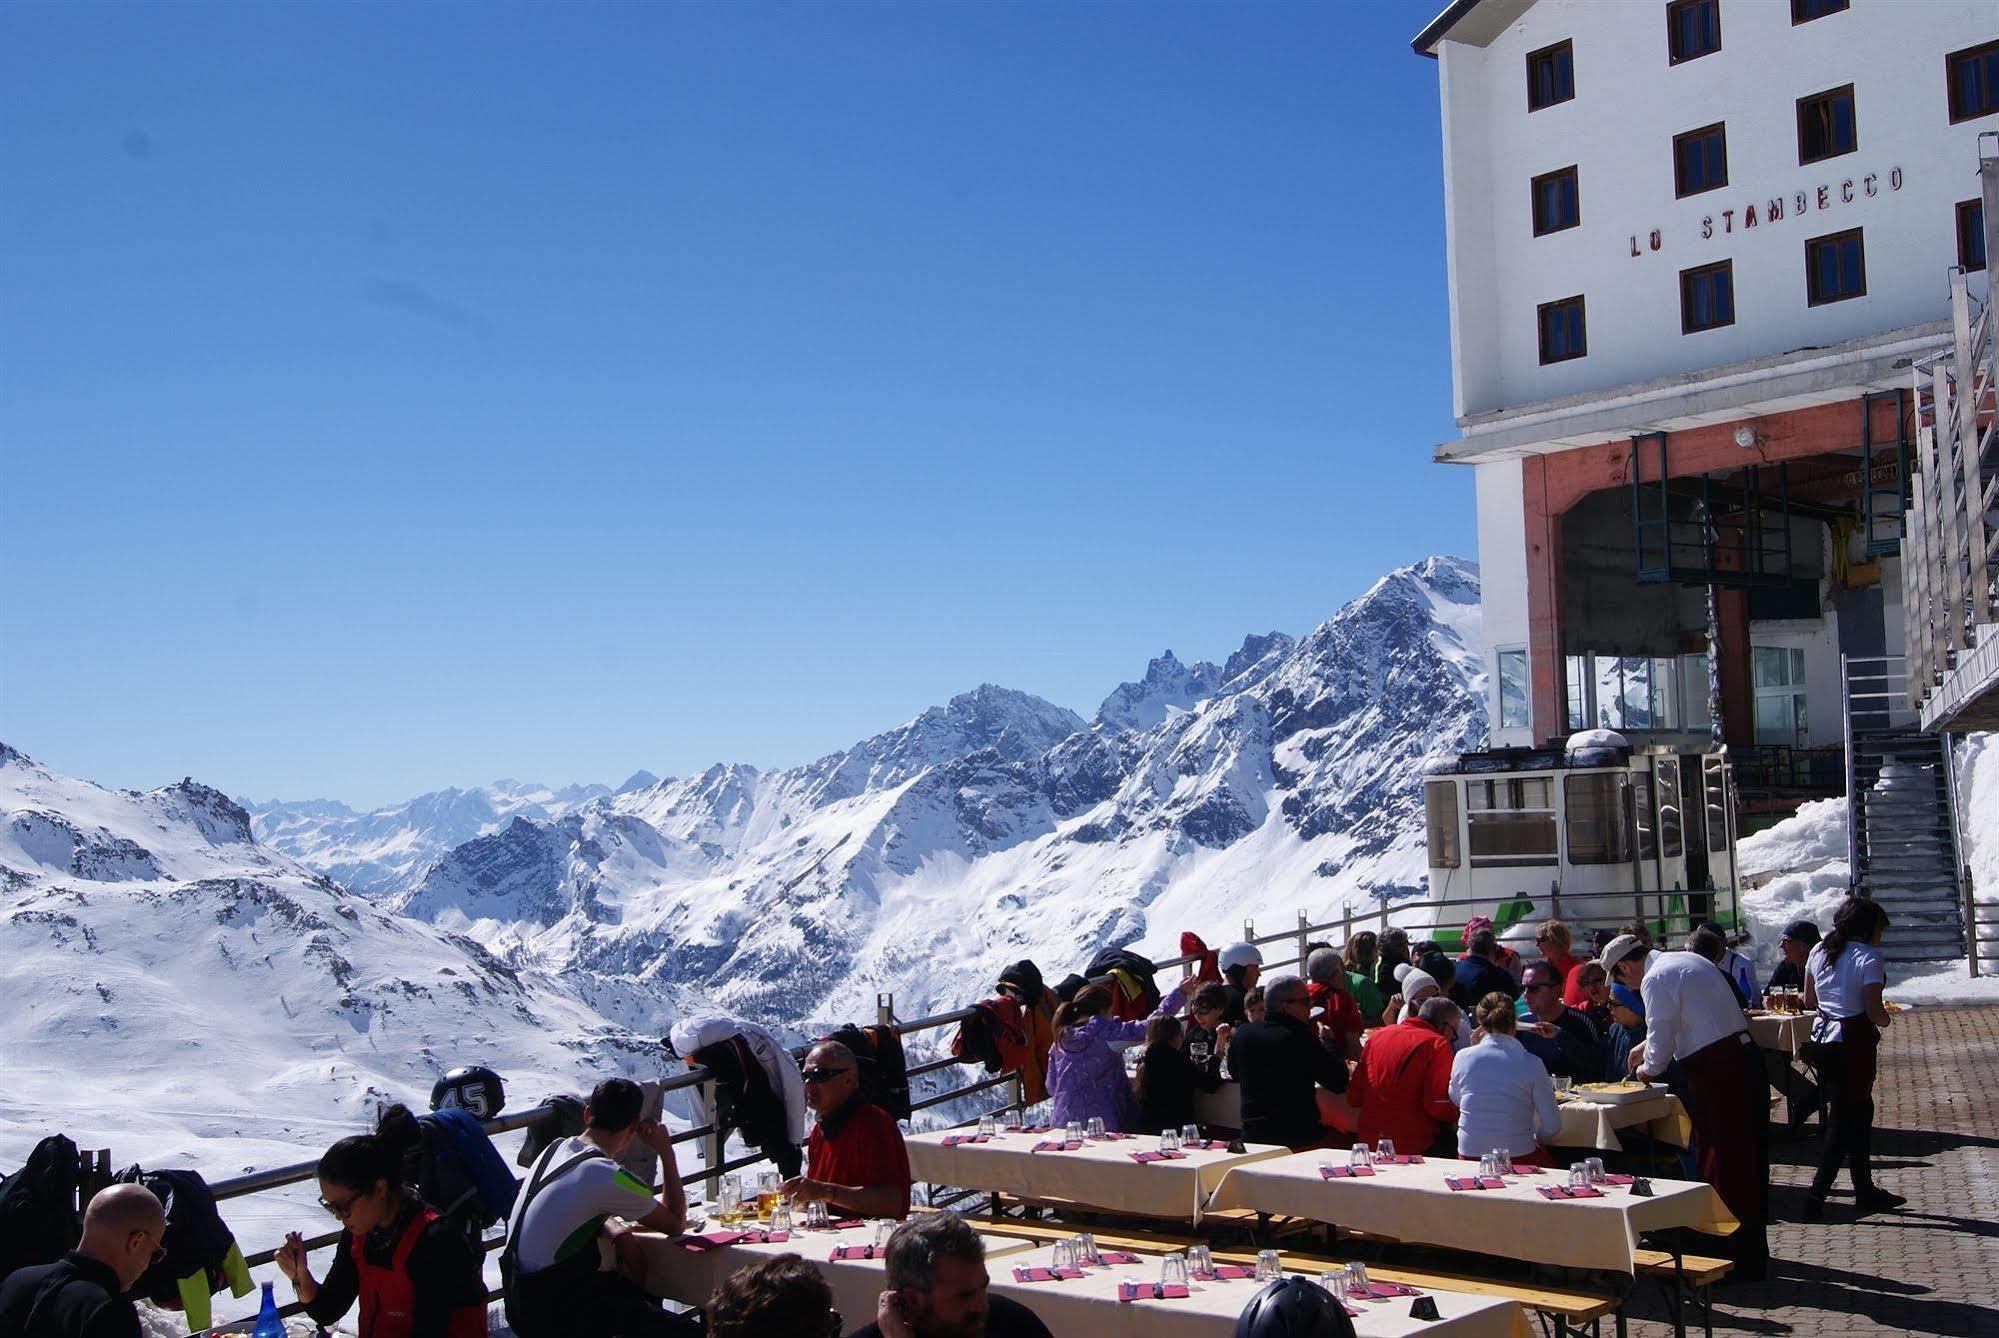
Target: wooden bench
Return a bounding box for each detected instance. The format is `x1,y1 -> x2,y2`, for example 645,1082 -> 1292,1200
1634,1249 -> 1732,1338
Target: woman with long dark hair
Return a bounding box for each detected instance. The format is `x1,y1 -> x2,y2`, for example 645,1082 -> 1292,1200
1802,897 -> 1898,1218
276,1106 -> 489,1337
1135,1014 -> 1221,1134
1045,979 -> 1189,1132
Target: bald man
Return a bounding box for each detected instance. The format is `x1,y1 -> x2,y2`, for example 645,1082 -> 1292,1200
780,1041 -> 911,1219
0,1183 -> 165,1337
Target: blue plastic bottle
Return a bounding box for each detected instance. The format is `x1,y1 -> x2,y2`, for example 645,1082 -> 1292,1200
251,1280 -> 286,1338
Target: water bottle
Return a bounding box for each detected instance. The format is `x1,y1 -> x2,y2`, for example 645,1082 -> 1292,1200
251,1280 -> 286,1338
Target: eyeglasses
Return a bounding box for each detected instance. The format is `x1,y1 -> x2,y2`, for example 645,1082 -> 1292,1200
1525,981 -> 1557,993
319,1192 -> 360,1220
801,1068 -> 852,1085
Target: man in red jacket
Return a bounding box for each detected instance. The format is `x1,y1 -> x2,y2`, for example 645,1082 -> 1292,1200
1344,998 -> 1461,1156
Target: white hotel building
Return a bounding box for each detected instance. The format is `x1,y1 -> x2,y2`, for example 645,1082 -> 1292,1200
1414,0 -> 1996,823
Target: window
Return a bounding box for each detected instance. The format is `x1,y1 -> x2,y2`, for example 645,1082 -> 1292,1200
1655,756 -> 1683,859
1565,772 -> 1631,865
1806,228 -> 1866,305
1673,122 -> 1728,197
1537,295 -> 1587,364
1667,0 -> 1721,64
1565,654 -> 1589,732
1791,0 -> 1846,20
1527,40 -> 1575,112
1680,260 -> 1735,333
1797,85 -> 1856,164
1948,40 -> 1999,123
1531,166 -> 1581,236
1753,646 -> 1809,746
1704,755 -> 1731,853
1425,782 -> 1461,869
1585,653 -> 1681,730
1497,648 -> 1530,729
1960,199 -> 1988,273
1467,777 -> 1559,867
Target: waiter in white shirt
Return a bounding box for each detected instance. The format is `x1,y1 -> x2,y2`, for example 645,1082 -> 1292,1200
1602,934 -> 1769,1281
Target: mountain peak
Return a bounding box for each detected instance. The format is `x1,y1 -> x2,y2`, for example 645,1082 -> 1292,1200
617,770 -> 662,794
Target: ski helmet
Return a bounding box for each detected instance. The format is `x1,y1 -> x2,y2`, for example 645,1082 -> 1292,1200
1234,1276 -> 1357,1338
1219,942 -> 1264,974
431,1065 -> 505,1120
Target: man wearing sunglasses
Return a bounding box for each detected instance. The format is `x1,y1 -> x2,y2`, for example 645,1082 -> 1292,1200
780,1042 -> 911,1220
0,1183 -> 165,1338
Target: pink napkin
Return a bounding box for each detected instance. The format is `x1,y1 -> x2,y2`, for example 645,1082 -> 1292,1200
1211,1264 -> 1257,1280
827,1219 -> 864,1230
1446,1176 -> 1493,1191
1013,1266 -> 1085,1283
1118,1282 -> 1191,1302
1352,1281 -> 1424,1299
1538,1185 -> 1605,1200
940,1134 -> 990,1147
1129,1150 -> 1187,1163
1601,1173 -> 1635,1186
1006,1125 -> 1051,1134
1508,1164 -> 1546,1175
1091,1131 -> 1134,1141
1320,1165 -> 1376,1179
830,1245 -> 880,1261
1376,1154 -> 1425,1164
1033,1140 -> 1083,1153
1094,1251 -> 1141,1267
677,1231 -> 747,1252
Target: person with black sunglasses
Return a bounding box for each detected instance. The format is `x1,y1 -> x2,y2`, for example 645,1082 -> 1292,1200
274,1128 -> 488,1338
781,1041 -> 912,1220
0,1183 -> 164,1338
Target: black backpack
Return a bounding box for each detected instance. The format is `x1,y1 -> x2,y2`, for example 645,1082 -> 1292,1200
1085,946 -> 1161,1018
824,1023 -> 912,1121
0,1135 -> 80,1286
112,1167 -> 249,1313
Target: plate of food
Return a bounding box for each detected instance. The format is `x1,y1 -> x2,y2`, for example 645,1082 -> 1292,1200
1572,1080 -> 1663,1106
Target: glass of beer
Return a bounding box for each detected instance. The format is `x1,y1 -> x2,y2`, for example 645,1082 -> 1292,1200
755,1171 -> 781,1220
716,1175 -> 743,1225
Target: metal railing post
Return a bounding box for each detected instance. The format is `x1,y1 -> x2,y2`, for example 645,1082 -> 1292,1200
1296,910 -> 1309,973
877,991 -> 895,1030
701,1076 -> 724,1202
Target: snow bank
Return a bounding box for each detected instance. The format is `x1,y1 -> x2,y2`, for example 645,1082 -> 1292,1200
1735,797 -> 1850,978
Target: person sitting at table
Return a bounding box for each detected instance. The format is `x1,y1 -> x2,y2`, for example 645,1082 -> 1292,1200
1344,997 -> 1461,1157
783,1041 -> 913,1220
1517,960 -> 1604,1082
501,1078 -> 692,1338
1601,983 -> 1646,1082
1304,949 -> 1365,1063
275,1112 -> 490,1338
1686,926 -> 1753,1009
1135,1014 -> 1220,1135
707,1255 -> 835,1338
1460,915 -> 1524,984
1802,897 -> 1900,1219
1243,985 -> 1267,1024
1342,932 -> 1389,1025
1449,929 -> 1520,1011
1446,993 -> 1562,1166
1566,960 -> 1612,1034
1767,920 -> 1819,993
1536,920 -> 1580,988
1230,975 -> 1350,1150
1387,966 -> 1471,1050
1604,934 -> 1769,1281
1183,981 -> 1233,1083
850,1213 -> 1054,1338
1697,921 -> 1758,1002
1218,942 -> 1264,1025
1045,978 -> 1191,1133
0,1183 -> 165,1338
1374,927 -> 1413,1005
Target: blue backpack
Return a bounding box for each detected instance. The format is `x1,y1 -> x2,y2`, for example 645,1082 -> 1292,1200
416,1109 -> 520,1238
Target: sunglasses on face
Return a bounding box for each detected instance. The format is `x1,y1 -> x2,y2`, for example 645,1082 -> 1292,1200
319,1192 -> 361,1220
801,1068 -> 852,1085
1525,981 -> 1557,993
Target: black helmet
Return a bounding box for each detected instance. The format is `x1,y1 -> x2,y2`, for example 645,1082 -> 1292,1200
431,1065 -> 505,1120
1235,1277 -> 1357,1338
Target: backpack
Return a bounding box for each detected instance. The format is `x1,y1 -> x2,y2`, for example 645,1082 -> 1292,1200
416,1109 -> 520,1238
1085,947 -> 1161,1020
0,1134 -> 80,1286
824,1023 -> 912,1121
112,1167 -> 253,1331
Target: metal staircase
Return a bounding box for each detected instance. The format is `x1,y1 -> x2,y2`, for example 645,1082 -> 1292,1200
1842,656 -> 1969,965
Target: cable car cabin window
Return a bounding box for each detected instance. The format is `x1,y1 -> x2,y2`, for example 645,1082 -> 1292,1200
1564,772 -> 1630,864
1632,772 -> 1658,861
1704,756 -> 1730,852
1425,782 -> 1462,869
1655,757 -> 1684,858
1467,777 -> 1558,867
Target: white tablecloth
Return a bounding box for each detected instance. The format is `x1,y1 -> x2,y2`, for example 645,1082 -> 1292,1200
1747,1012 -> 1812,1056
1204,1152 -> 1736,1275
986,1243 -> 1530,1338
906,1129 -> 1289,1221
1551,1092 -> 1692,1151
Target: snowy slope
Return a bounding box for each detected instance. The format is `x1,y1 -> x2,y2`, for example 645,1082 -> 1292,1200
0,744 -> 673,1178
393,557 -> 1489,1030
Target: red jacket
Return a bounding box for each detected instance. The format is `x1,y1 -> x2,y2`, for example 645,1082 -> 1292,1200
1344,1018 -> 1458,1154
807,1100 -> 911,1218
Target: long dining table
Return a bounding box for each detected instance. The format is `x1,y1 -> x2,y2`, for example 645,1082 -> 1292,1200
906,1126 -> 1291,1222
1203,1151 -> 1737,1275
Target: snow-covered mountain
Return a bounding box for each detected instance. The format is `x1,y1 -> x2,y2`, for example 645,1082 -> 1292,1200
0,744 -> 669,1175
393,556 -> 1489,1029
247,777 -> 641,899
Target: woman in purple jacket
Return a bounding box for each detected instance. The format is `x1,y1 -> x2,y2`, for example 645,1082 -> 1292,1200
1045,980 -> 1192,1132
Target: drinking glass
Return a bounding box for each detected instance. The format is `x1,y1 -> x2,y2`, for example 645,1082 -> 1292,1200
805,1200 -> 829,1230
1255,1249 -> 1283,1282
1584,1157 -> 1606,1185
1187,1245 -> 1215,1280
1320,1270 -> 1349,1302
1076,1233 -> 1101,1267
717,1175 -> 743,1225
978,1114 -> 998,1139
872,1219 -> 895,1251
756,1170 -> 781,1219
1349,1145 -> 1373,1172
1183,1124 -> 1202,1146
1569,1165 -> 1590,1192
1477,1152 -> 1496,1178
1065,1120 -> 1085,1145
1086,1116 -> 1106,1140
1161,1253 -> 1190,1288
769,1199 -> 792,1233
1376,1138 -> 1396,1162
1346,1261 -> 1370,1295
1052,1240 -> 1077,1272
1158,1130 -> 1179,1154
1498,1151 -> 1515,1176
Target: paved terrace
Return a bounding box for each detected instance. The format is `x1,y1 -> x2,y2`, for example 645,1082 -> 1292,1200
1617,1003 -> 1997,1337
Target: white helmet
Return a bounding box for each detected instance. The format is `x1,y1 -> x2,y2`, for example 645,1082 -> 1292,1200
1219,942 -> 1264,973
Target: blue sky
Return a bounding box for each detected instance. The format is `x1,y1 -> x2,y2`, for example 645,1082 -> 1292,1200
1,0 -> 1467,807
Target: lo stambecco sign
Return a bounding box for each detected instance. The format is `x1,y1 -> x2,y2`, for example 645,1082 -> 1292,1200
1627,166 -> 1903,256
